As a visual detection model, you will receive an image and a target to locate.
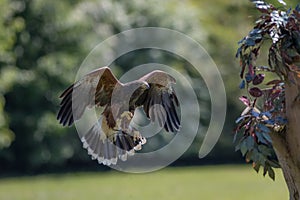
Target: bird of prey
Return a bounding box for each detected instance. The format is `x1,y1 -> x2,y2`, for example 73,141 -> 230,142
57,67 -> 180,165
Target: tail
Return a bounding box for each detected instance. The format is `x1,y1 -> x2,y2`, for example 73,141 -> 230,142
81,118 -> 146,166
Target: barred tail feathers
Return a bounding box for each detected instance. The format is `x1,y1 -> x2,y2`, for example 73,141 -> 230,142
80,117 -> 147,166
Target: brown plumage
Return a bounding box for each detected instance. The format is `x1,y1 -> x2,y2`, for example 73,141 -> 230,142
57,67 -> 180,165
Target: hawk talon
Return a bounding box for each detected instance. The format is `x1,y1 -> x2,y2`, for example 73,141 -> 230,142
121,111 -> 133,120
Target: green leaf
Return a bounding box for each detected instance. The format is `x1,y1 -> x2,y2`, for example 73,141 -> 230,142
239,80 -> 246,89
245,37 -> 256,46
268,167 -> 275,181
263,166 -> 268,177
258,145 -> 272,157
261,132 -> 272,144
253,162 -> 261,173
268,160 -> 281,168
235,116 -> 245,124
246,150 -> 253,162
235,142 -> 241,151
250,148 -> 259,162
257,152 -> 266,165
258,124 -> 271,133
240,140 -> 248,156
256,132 -> 268,144
245,136 -> 255,150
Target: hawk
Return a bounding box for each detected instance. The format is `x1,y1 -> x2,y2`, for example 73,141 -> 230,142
57,67 -> 180,165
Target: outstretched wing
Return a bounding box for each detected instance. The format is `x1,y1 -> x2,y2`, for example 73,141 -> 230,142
57,67 -> 119,126
137,70 -> 180,132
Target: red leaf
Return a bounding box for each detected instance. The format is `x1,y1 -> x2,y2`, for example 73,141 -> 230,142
266,80 -> 282,85
239,96 -> 250,106
249,87 -> 263,97
249,64 -> 255,77
253,74 -> 265,85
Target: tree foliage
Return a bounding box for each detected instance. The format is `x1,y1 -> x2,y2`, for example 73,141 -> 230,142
0,0 -> 25,150
235,0 -> 300,180
0,0 -> 208,173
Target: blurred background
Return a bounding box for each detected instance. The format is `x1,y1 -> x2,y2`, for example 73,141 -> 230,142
0,0 -> 297,199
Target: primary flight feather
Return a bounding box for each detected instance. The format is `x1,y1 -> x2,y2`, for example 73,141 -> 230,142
57,67 -> 180,165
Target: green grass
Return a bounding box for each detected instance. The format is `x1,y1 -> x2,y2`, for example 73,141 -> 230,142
0,165 -> 288,200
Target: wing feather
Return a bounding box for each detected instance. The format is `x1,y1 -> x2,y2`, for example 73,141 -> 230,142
57,67 -> 119,126
137,70 -> 180,133
155,94 -> 166,128
170,100 -> 180,127
163,101 -> 176,131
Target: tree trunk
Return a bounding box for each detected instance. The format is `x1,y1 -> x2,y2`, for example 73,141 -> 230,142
270,77 -> 300,200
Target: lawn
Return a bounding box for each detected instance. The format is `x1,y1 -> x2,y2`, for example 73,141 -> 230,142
0,165 -> 288,200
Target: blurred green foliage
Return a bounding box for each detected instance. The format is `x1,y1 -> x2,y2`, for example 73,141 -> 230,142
0,0 -> 277,173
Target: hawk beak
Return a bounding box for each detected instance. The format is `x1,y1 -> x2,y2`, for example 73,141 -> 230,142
143,81 -> 150,89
